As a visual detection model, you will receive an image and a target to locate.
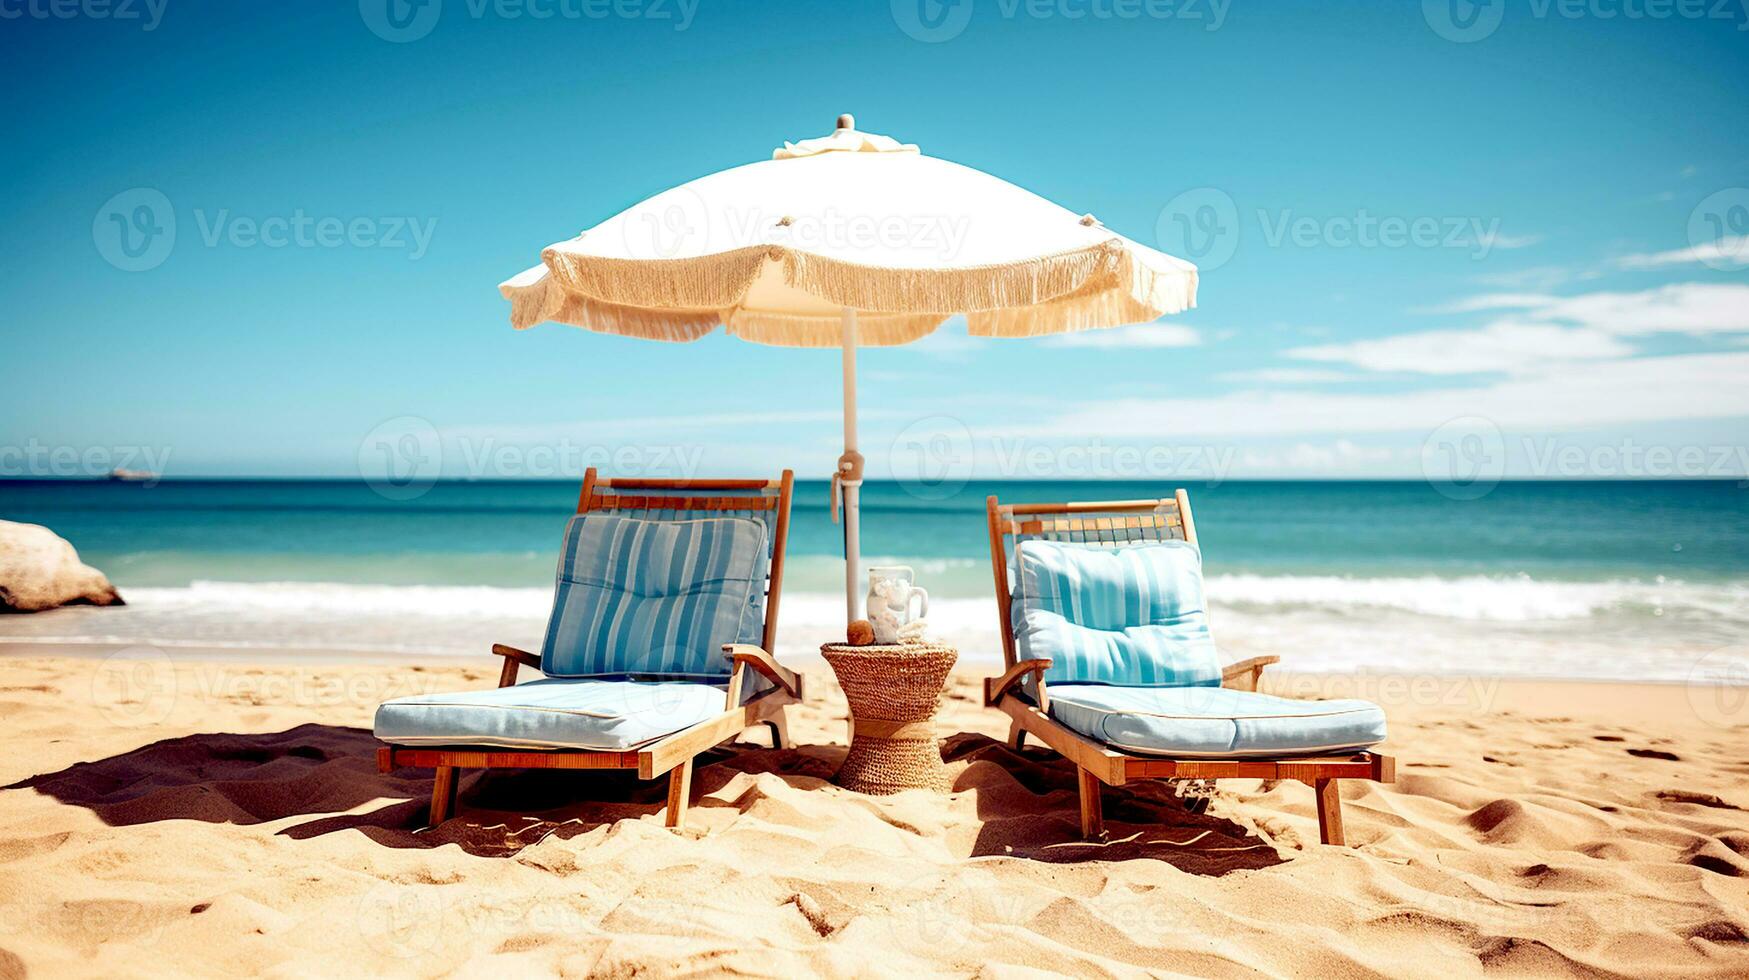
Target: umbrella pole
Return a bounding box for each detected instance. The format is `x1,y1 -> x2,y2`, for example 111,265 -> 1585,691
840,307 -> 864,623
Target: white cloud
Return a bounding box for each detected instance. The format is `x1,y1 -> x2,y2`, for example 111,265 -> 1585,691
1288,321 -> 1631,375
1024,351 -> 1749,438
1529,282 -> 1749,334
1477,231 -> 1543,251
1474,263 -> 1608,291
1044,323 -> 1200,348
1416,293 -> 1558,313
1291,283 -> 1749,376
1217,368 -> 1359,385
1615,236 -> 1749,270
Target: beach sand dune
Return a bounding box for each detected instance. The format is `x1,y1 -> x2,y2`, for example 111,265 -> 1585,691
2,654 -> 1747,977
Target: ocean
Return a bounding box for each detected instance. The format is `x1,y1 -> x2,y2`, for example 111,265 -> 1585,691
3,479 -> 1746,683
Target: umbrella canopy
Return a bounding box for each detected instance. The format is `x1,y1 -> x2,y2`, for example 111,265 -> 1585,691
500,115 -> 1199,621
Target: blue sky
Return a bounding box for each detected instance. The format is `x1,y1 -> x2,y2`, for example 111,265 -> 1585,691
3,0 -> 1747,483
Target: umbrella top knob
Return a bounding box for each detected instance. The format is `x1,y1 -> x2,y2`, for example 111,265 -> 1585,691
836,113 -> 855,131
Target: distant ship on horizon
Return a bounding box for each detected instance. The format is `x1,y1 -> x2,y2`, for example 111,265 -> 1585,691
107,468 -> 157,482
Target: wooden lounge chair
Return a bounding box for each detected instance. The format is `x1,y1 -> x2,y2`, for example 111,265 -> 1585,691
376,468 -> 800,831
983,490 -> 1395,847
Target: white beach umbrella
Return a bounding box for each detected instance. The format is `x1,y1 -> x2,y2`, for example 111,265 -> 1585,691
500,115 -> 1198,622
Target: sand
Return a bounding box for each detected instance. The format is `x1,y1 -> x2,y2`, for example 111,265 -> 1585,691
2,650 -> 1747,978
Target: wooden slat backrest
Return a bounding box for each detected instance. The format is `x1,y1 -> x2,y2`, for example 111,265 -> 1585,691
985,490 -> 1197,670
574,467 -> 795,653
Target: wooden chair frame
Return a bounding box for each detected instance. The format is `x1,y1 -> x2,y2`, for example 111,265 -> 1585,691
984,491 -> 1394,846
377,467 -> 801,832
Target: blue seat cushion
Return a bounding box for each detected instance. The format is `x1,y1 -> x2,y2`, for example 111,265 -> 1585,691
1013,539 -> 1221,688
1048,684 -> 1387,758
374,678 -> 729,751
540,513 -> 767,679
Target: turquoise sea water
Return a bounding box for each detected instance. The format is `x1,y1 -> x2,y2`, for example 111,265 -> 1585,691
2,479 -> 1746,678
3,478 -> 1745,589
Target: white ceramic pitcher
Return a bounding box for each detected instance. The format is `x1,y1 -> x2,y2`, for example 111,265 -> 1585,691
866,565 -> 929,644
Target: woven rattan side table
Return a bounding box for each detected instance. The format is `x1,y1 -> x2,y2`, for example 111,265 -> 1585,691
819,642 -> 957,795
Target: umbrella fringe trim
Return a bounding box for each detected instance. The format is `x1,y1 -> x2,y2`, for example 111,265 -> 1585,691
779,242 -> 1124,314
512,241 -> 1197,342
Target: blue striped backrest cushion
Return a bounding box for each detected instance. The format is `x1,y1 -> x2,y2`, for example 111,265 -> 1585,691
1012,539 -> 1221,688
647,507 -> 773,633
539,513 -> 768,679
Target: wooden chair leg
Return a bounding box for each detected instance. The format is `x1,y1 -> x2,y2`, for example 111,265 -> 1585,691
1007,719 -> 1027,751
763,709 -> 790,750
1076,766 -> 1105,841
665,759 -> 694,831
1315,778 -> 1346,846
430,766 -> 458,825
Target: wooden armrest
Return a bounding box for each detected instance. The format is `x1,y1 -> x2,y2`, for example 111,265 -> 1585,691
984,659 -> 1052,706
491,644 -> 540,688
492,644 -> 541,668
1222,655 -> 1279,692
723,644 -> 800,698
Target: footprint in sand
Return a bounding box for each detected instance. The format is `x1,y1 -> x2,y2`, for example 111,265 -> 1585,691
1681,838 -> 1749,877
1654,790 -> 1742,810
1627,748 -> 1681,761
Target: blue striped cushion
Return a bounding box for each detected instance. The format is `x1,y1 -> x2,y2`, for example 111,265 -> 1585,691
539,514 -> 767,679
1012,539 -> 1221,688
